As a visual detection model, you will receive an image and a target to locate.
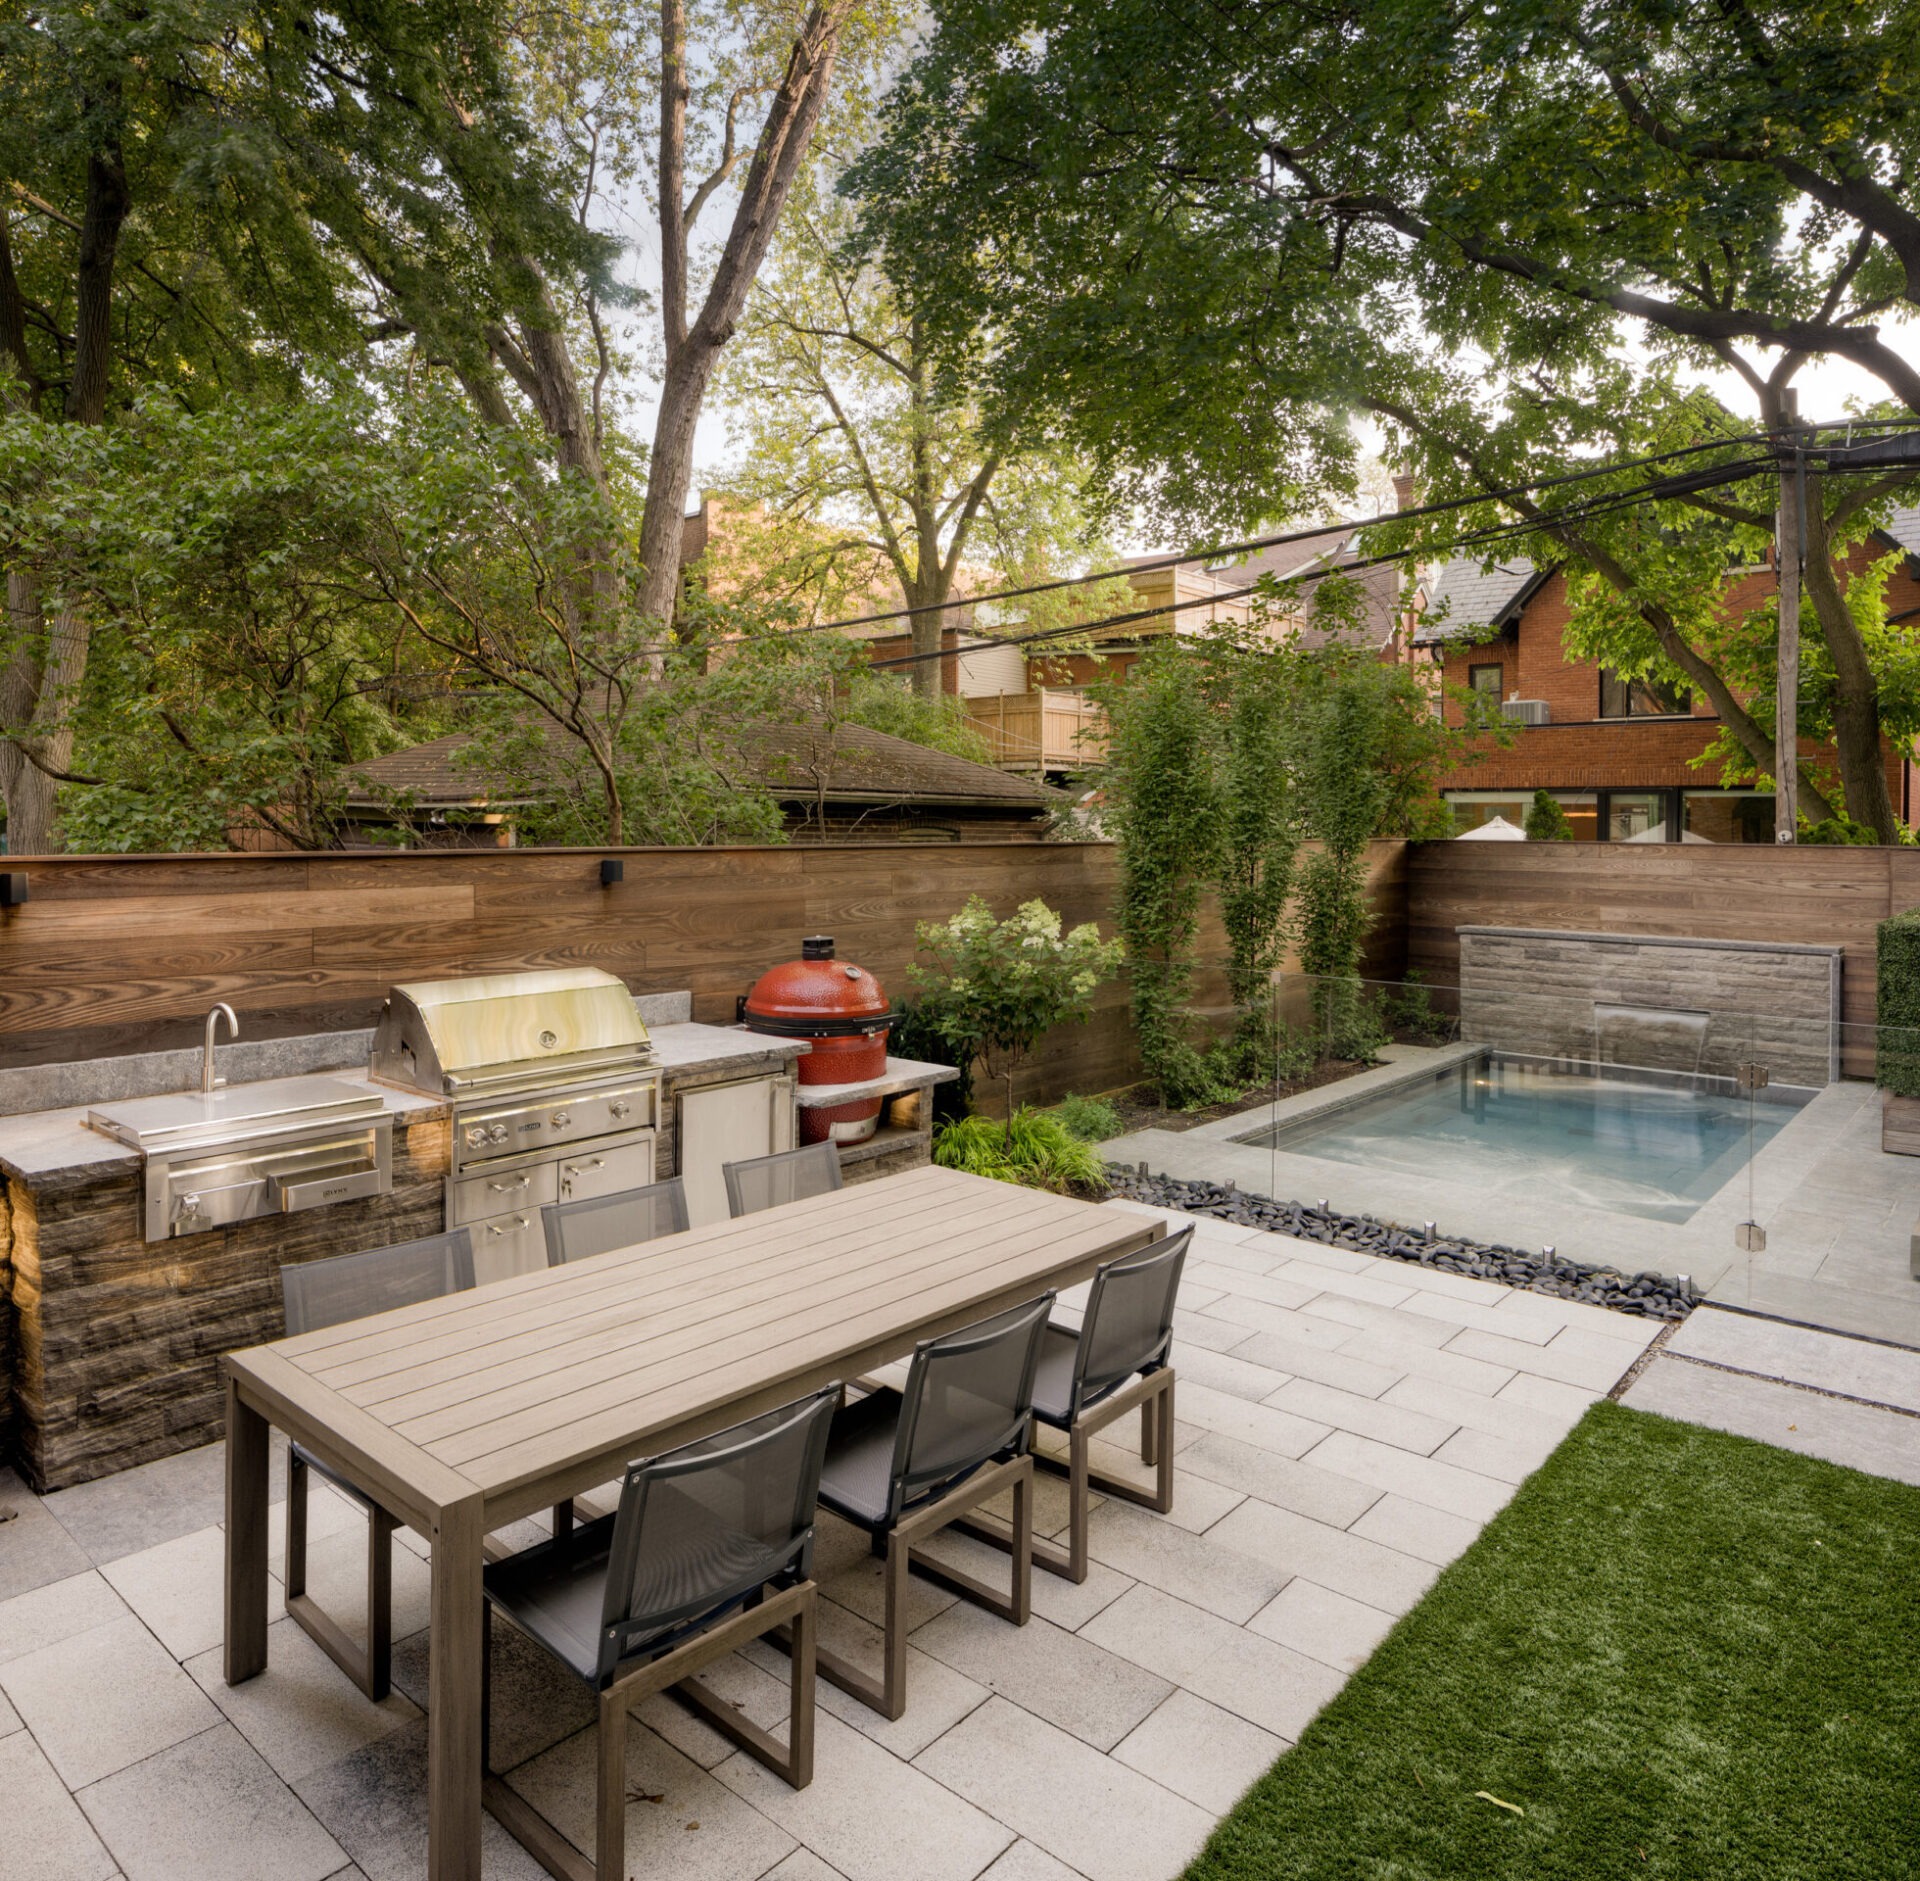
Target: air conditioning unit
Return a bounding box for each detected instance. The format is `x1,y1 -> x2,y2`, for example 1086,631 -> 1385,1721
1501,698 -> 1550,725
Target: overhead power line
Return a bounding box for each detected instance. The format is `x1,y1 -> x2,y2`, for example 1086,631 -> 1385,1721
748,418 -> 1920,646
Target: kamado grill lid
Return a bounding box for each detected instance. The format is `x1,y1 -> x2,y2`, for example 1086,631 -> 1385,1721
369,966 -> 652,1094
741,936 -> 896,1039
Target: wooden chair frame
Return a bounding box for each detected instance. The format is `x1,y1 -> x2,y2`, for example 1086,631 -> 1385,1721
785,1451 -> 1033,1722
481,1579 -> 818,1881
959,1369 -> 1175,1584
283,1448 -> 399,1701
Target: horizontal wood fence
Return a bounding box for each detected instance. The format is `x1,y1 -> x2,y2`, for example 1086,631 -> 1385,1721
1406,841 -> 1920,1037
0,842 -> 1411,1104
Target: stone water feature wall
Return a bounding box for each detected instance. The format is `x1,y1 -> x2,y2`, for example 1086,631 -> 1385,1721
1458,926 -> 1842,1088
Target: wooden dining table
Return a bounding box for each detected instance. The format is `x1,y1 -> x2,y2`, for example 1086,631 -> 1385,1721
221,1164 -> 1164,1879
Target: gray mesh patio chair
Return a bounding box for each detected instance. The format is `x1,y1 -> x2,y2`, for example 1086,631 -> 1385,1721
723,1141 -> 842,1218
796,1294 -> 1053,1720
480,1389 -> 838,1881
541,1176 -> 690,1264
960,1228 -> 1189,1584
279,1228 -> 476,1700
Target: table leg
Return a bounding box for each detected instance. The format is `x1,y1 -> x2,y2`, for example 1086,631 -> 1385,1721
427,1493 -> 485,1881
222,1374 -> 270,1685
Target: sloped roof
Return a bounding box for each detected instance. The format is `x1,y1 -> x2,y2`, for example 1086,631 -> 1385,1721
1874,505 -> 1920,560
346,714 -> 1060,814
1204,521 -> 1414,652
1415,555 -> 1546,645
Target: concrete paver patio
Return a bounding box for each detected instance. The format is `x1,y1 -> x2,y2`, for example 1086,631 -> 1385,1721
0,1198 -> 1664,1881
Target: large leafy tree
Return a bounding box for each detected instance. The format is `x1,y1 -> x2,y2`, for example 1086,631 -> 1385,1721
0,0 -> 595,851
849,0 -> 1920,836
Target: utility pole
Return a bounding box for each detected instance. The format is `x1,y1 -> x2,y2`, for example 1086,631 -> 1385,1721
1775,389 -> 1802,844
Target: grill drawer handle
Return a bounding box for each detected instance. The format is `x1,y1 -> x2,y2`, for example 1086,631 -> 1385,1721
566,1158 -> 607,1175
486,1215 -> 532,1236
487,1174 -> 534,1193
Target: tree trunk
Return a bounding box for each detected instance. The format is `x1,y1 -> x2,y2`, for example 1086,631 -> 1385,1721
634,0 -> 854,632
1801,501 -> 1900,840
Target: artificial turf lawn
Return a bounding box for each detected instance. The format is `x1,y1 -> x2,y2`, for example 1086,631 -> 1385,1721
1184,1399 -> 1920,1881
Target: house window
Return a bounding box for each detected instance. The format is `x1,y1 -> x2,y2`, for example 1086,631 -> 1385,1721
1684,790 -> 1774,844
1606,792 -> 1669,842
1599,668 -> 1692,718
1468,664 -> 1503,697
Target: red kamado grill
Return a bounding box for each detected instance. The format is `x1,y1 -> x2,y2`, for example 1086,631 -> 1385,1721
742,937 -> 895,1144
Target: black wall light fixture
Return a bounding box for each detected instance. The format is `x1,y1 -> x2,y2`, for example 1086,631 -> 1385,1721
0,871 -> 28,908
599,859 -> 625,887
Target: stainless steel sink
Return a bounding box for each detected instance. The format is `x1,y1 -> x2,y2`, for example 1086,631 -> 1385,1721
89,1076 -> 393,1242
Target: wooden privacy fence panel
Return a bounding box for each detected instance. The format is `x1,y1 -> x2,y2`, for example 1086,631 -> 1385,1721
1407,842 -> 1920,1047
0,840 -> 1409,1103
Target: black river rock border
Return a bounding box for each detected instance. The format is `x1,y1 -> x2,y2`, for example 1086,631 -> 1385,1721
1104,1169 -> 1700,1321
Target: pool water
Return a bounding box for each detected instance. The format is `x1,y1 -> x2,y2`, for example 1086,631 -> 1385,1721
1241,1057 -> 1808,1224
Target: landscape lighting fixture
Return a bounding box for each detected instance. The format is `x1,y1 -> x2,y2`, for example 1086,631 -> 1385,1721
0,871 -> 27,908
599,858 -> 625,887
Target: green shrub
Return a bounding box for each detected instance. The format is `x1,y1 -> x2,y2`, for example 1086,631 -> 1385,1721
888,1000 -> 972,1124
1876,911 -> 1920,1096
1523,788 -> 1574,841
934,1109 -> 1108,1193
1050,1093 -> 1125,1141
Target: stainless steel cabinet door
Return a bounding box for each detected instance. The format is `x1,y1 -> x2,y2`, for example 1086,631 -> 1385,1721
677,1077 -> 794,1227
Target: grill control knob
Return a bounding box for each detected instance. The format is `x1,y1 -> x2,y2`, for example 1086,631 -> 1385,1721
487,1123 -> 509,1145
465,1127 -> 485,1149
610,1100 -> 631,1120
550,1110 -> 571,1129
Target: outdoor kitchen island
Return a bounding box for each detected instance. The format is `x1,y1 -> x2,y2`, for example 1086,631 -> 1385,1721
0,995 -> 938,1495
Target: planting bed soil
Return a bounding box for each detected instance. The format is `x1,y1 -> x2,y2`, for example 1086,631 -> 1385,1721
1103,1059 -> 1372,1136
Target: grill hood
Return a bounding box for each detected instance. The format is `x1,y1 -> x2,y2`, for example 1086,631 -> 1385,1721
368,967 -> 652,1096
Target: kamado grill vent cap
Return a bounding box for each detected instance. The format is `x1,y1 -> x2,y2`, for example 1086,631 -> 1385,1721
802,936 -> 835,960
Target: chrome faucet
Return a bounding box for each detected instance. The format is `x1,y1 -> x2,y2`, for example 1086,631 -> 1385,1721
202,1003 -> 239,1093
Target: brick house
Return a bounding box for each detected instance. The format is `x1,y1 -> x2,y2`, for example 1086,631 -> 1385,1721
1419,512 -> 1920,841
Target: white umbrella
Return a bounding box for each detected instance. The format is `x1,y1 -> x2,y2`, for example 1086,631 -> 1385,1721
1456,814 -> 1527,840
1620,823 -> 1712,843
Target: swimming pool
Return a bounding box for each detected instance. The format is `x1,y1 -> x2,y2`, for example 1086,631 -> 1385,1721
1239,1055 -> 1810,1224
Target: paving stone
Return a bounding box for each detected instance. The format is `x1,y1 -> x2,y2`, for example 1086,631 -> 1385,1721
913,1524 -> 1133,1633
1297,1293 -> 1458,1348
1111,1688 -> 1287,1815
641,1645 -> 795,1769
1167,1380 -> 1332,1461
757,1852 -> 851,1881
101,1525 -> 236,1663
1206,1496 -> 1437,1617
292,1718 -> 557,1881
720,1708 -> 1011,1881
910,1603 -> 1172,1752
1264,1378 -> 1457,1455
1490,1290 -> 1661,1348
39,1445 -> 235,1568
1184,1296 -> 1358,1348
977,1841 -> 1088,1881
1075,1583 -> 1249,1686
0,1614 -> 219,1790
1249,1576 -> 1400,1673
1621,1357 -> 1920,1487
1272,1263 -> 1415,1309
1396,1291 -> 1553,1343
78,1722 -> 346,1881
0,1568 -> 130,1666
1184,1263 -> 1322,1312
507,1715 -> 796,1881
183,1618 -> 420,1786
1182,1235 -> 1289,1276
1347,1493 -> 1485,1567
1182,1628 -> 1349,1741
1173,1345 -> 1296,1403
1430,1424 -> 1567,1486
1173,1432 -> 1382,1529
0,1470 -> 93,1606
1382,1372 -> 1580,1441
1667,1307 -> 1920,1411
915,1697 -> 1213,1881
0,1728 -> 118,1881
1298,1430 -> 1516,1527
1333,1330 -> 1517,1396
0,1685 -> 17,1736
1492,1372 -> 1604,1423
1230,1332 -> 1401,1398
1446,1326 -> 1643,1392
1377,1262 -> 1519,1307
1170,1309 -> 1265,1353
1250,1233 -> 1375,1275
391,1615 -> 595,1775
1084,1501 -> 1291,1624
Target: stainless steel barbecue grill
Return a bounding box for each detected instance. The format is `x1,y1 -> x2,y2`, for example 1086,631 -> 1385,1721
369,968 -> 661,1280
